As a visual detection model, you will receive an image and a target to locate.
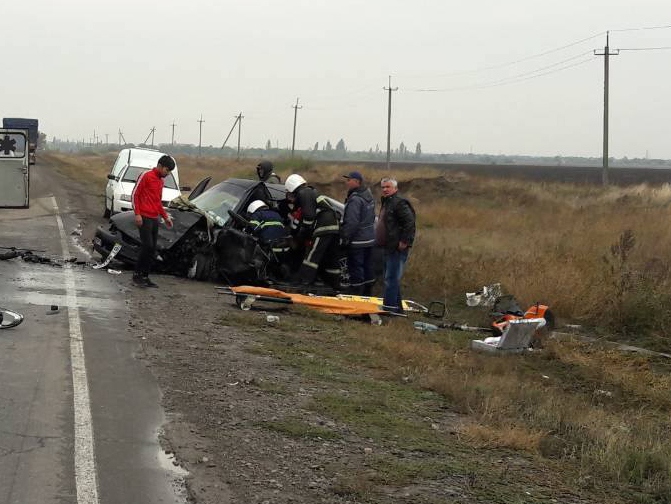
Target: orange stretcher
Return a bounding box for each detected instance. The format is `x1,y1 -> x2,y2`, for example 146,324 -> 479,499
216,285 -> 398,320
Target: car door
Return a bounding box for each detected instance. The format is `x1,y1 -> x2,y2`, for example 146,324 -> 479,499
187,177 -> 212,200
106,151 -> 128,208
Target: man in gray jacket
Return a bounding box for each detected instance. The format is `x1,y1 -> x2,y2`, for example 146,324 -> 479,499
341,171 -> 376,295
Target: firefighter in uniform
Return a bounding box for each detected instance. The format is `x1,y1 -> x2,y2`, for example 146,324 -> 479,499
247,200 -> 287,245
284,174 -> 342,289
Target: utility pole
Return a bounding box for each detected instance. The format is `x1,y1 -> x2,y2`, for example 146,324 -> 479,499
150,126 -> 156,148
236,112 -> 244,160
197,114 -> 205,156
594,31 -> 619,186
221,115 -> 240,150
119,129 -> 126,145
291,98 -> 302,158
171,121 -> 176,145
142,127 -> 154,146
105,133 -> 109,145
384,76 -> 398,171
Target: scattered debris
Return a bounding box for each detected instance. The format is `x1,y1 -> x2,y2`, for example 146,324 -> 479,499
470,318 -> 547,354
0,307 -> 24,329
466,283 -> 502,307
92,243 -> 122,270
46,305 -> 60,315
464,283 -> 554,349
413,321 -> 439,332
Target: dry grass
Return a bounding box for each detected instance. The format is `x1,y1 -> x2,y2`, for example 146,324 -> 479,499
341,321 -> 671,500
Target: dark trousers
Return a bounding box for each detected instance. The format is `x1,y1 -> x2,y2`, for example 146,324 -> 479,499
297,234 -> 342,288
135,216 -> 158,277
347,247 -> 375,295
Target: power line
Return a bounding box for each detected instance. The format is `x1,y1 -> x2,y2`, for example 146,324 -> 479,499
408,52 -> 596,92
396,31 -> 605,79
476,57 -> 595,89
619,46 -> 671,51
611,24 -> 671,33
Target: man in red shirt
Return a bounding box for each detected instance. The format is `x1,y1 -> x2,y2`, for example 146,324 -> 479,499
131,155 -> 175,287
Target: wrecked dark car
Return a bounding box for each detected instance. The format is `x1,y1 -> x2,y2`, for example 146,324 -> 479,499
92,178 -> 344,285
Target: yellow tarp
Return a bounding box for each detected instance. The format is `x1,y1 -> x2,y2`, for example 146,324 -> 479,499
230,286 -> 386,315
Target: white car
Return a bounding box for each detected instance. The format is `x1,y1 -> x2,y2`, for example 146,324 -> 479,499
104,147 -> 183,217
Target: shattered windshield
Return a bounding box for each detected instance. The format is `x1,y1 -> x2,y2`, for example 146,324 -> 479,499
189,181 -> 248,225
123,166 -> 178,190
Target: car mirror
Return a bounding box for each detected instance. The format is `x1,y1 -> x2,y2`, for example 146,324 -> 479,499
107,174 -> 116,180
180,186 -> 191,192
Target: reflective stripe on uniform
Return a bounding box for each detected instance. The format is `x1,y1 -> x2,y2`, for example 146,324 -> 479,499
259,221 -> 284,229
303,236 -> 321,267
314,224 -> 339,233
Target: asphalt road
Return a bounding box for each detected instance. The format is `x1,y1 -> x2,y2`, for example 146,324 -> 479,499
0,160 -> 187,503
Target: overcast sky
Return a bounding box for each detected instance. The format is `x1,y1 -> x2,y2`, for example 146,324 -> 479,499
2,1 -> 670,158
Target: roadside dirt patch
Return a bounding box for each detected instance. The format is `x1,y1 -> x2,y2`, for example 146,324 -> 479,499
125,276 -> 600,504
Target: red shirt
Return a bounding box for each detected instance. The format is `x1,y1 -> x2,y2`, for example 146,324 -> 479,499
132,167 -> 168,219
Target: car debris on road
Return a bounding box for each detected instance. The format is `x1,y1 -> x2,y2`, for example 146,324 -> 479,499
0,307 -> 24,329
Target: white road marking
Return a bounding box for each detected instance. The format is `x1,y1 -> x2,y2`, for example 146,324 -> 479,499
52,196 -> 100,504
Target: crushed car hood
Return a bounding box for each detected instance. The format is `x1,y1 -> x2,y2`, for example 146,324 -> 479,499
109,208 -> 204,251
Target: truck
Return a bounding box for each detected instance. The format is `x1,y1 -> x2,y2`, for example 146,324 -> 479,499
2,118 -> 38,165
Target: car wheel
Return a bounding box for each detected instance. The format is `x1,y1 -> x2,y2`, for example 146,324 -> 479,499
187,253 -> 212,281
103,201 -> 110,218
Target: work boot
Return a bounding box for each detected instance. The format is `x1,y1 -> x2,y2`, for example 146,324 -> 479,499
144,277 -> 159,288
132,273 -> 146,287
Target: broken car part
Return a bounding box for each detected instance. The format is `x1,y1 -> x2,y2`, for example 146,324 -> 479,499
0,307 -> 24,329
92,242 -> 122,270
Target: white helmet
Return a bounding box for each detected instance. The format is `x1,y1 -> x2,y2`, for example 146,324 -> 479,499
284,174 -> 306,193
247,200 -> 267,214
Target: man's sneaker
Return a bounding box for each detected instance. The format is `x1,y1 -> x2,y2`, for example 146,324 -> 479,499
132,275 -> 146,287
144,277 -> 159,288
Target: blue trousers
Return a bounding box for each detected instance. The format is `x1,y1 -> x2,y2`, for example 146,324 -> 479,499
383,249 -> 409,313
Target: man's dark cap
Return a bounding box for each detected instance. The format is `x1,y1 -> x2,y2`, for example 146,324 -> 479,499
343,171 -> 363,182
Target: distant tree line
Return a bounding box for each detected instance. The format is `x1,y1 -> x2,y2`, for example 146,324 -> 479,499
44,135 -> 671,168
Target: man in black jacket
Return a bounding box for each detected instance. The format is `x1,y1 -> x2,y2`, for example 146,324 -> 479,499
341,171 -> 376,295
376,177 -> 416,313
256,160 -> 281,183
